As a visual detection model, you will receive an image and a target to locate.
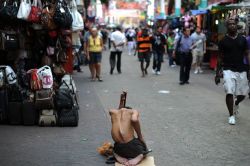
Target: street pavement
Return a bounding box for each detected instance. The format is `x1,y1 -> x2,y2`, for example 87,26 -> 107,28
1,48 -> 250,166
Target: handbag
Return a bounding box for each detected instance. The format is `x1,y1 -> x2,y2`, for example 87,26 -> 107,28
71,0 -> 83,31
17,0 -> 31,20
35,89 -> 54,109
0,30 -> 19,50
37,65 -> 53,89
27,69 -> 42,91
53,63 -> 66,76
55,39 -> 68,63
0,0 -> 19,20
28,0 -> 42,23
41,55 -> 53,66
40,4 -> 57,30
53,0 -> 73,28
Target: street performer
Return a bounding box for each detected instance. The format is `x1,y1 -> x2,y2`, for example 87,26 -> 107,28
109,107 -> 149,166
215,16 -> 250,125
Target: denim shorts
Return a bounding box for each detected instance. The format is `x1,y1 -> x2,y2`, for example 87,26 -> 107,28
89,52 -> 102,64
138,52 -> 151,62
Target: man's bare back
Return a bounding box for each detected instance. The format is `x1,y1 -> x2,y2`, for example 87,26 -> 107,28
110,108 -> 136,143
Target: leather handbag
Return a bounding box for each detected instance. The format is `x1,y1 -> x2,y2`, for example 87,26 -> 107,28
0,0 -> 19,20
35,89 -> 54,109
0,30 -> 19,51
28,0 -> 42,23
40,4 -> 57,30
55,39 -> 68,63
53,63 -> 66,76
53,0 -> 73,28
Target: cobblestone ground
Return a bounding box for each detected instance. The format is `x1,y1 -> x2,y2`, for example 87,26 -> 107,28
0,49 -> 250,166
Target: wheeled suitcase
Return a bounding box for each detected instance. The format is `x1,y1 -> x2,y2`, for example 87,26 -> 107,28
35,89 -> 54,109
38,109 -> 57,127
8,102 -> 22,125
58,105 -> 79,127
22,101 -> 37,125
0,89 -> 8,124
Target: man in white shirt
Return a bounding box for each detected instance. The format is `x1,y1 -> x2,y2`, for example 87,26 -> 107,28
191,27 -> 206,74
110,26 -> 126,74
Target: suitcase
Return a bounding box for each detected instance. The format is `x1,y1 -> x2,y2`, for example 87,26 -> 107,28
22,101 -> 37,125
8,84 -> 22,102
0,89 -> 8,124
58,105 -> 79,127
8,102 -> 22,125
39,109 -> 57,127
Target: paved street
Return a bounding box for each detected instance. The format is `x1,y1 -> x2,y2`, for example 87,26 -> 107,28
1,49 -> 250,166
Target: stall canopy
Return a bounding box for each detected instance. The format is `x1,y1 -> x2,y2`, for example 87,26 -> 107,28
226,1 -> 250,8
191,10 -> 208,15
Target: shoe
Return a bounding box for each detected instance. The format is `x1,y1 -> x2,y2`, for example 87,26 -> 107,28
96,75 -> 103,82
118,71 -> 122,74
233,104 -> 239,116
152,69 -> 156,74
179,82 -> 185,85
194,69 -> 198,74
228,115 -> 236,125
156,71 -> 161,75
198,68 -> 203,73
185,81 -> 189,84
110,69 -> 113,75
144,69 -> 148,75
171,65 -> 176,67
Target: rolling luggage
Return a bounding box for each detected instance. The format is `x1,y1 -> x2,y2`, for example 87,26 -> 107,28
0,89 -> 8,124
38,109 -> 57,126
22,101 -> 37,125
58,105 -> 79,127
8,102 -> 22,125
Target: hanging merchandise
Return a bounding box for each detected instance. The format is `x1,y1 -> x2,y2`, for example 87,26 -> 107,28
53,0 -> 73,28
5,66 -> 17,84
28,0 -> 42,23
17,0 -> 31,20
0,30 -> 20,51
53,63 -> 66,76
0,0 -> 19,20
37,65 -> 53,89
71,0 -> 84,31
40,3 -> 57,30
55,39 -> 68,63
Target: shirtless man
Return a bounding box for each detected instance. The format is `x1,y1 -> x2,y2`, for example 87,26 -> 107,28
109,108 -> 148,166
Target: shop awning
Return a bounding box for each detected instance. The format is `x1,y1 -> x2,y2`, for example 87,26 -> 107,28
191,10 -> 208,16
226,1 -> 250,8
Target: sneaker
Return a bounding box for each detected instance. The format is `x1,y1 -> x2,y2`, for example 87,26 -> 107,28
156,71 -> 161,75
171,65 -> 176,67
152,69 -> 156,74
228,115 -> 236,125
194,69 -> 198,74
198,68 -> 203,73
233,104 -> 239,116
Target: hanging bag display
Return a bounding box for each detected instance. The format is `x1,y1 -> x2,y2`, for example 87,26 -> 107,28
28,0 -> 42,23
0,0 -> 19,20
40,3 -> 57,30
53,0 -> 73,28
37,65 -> 53,89
17,0 -> 31,20
71,0 -> 83,31
35,89 -> 54,109
53,63 -> 66,76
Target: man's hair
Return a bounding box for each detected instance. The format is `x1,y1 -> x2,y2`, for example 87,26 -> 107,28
183,27 -> 190,32
226,16 -> 239,26
169,31 -> 174,36
116,26 -> 122,31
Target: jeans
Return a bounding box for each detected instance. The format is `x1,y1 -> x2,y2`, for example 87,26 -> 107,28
168,49 -> 174,66
110,51 -> 122,73
179,52 -> 192,82
152,51 -> 163,72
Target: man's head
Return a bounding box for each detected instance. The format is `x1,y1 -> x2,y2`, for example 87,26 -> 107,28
183,27 -> 191,37
91,27 -> 98,37
116,26 -> 122,32
157,26 -> 163,34
196,26 -> 201,34
142,28 -> 148,37
226,17 -> 238,34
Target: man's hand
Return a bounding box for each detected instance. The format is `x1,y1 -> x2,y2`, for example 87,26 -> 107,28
215,75 -> 221,85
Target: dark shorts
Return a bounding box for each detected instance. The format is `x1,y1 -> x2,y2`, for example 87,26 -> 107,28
138,52 -> 151,62
113,138 -> 148,159
89,52 -> 102,64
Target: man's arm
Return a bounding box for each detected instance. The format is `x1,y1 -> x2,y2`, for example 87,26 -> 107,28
131,110 -> 147,147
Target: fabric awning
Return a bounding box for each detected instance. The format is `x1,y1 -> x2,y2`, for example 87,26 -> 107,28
191,10 -> 208,16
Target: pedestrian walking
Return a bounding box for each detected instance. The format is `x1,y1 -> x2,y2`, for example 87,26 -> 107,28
167,31 -> 176,67
173,28 -> 193,85
109,26 -> 126,74
126,28 -> 136,56
86,27 -> 104,81
215,17 -> 250,125
136,28 -> 152,77
191,27 -> 206,74
152,26 -> 167,75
